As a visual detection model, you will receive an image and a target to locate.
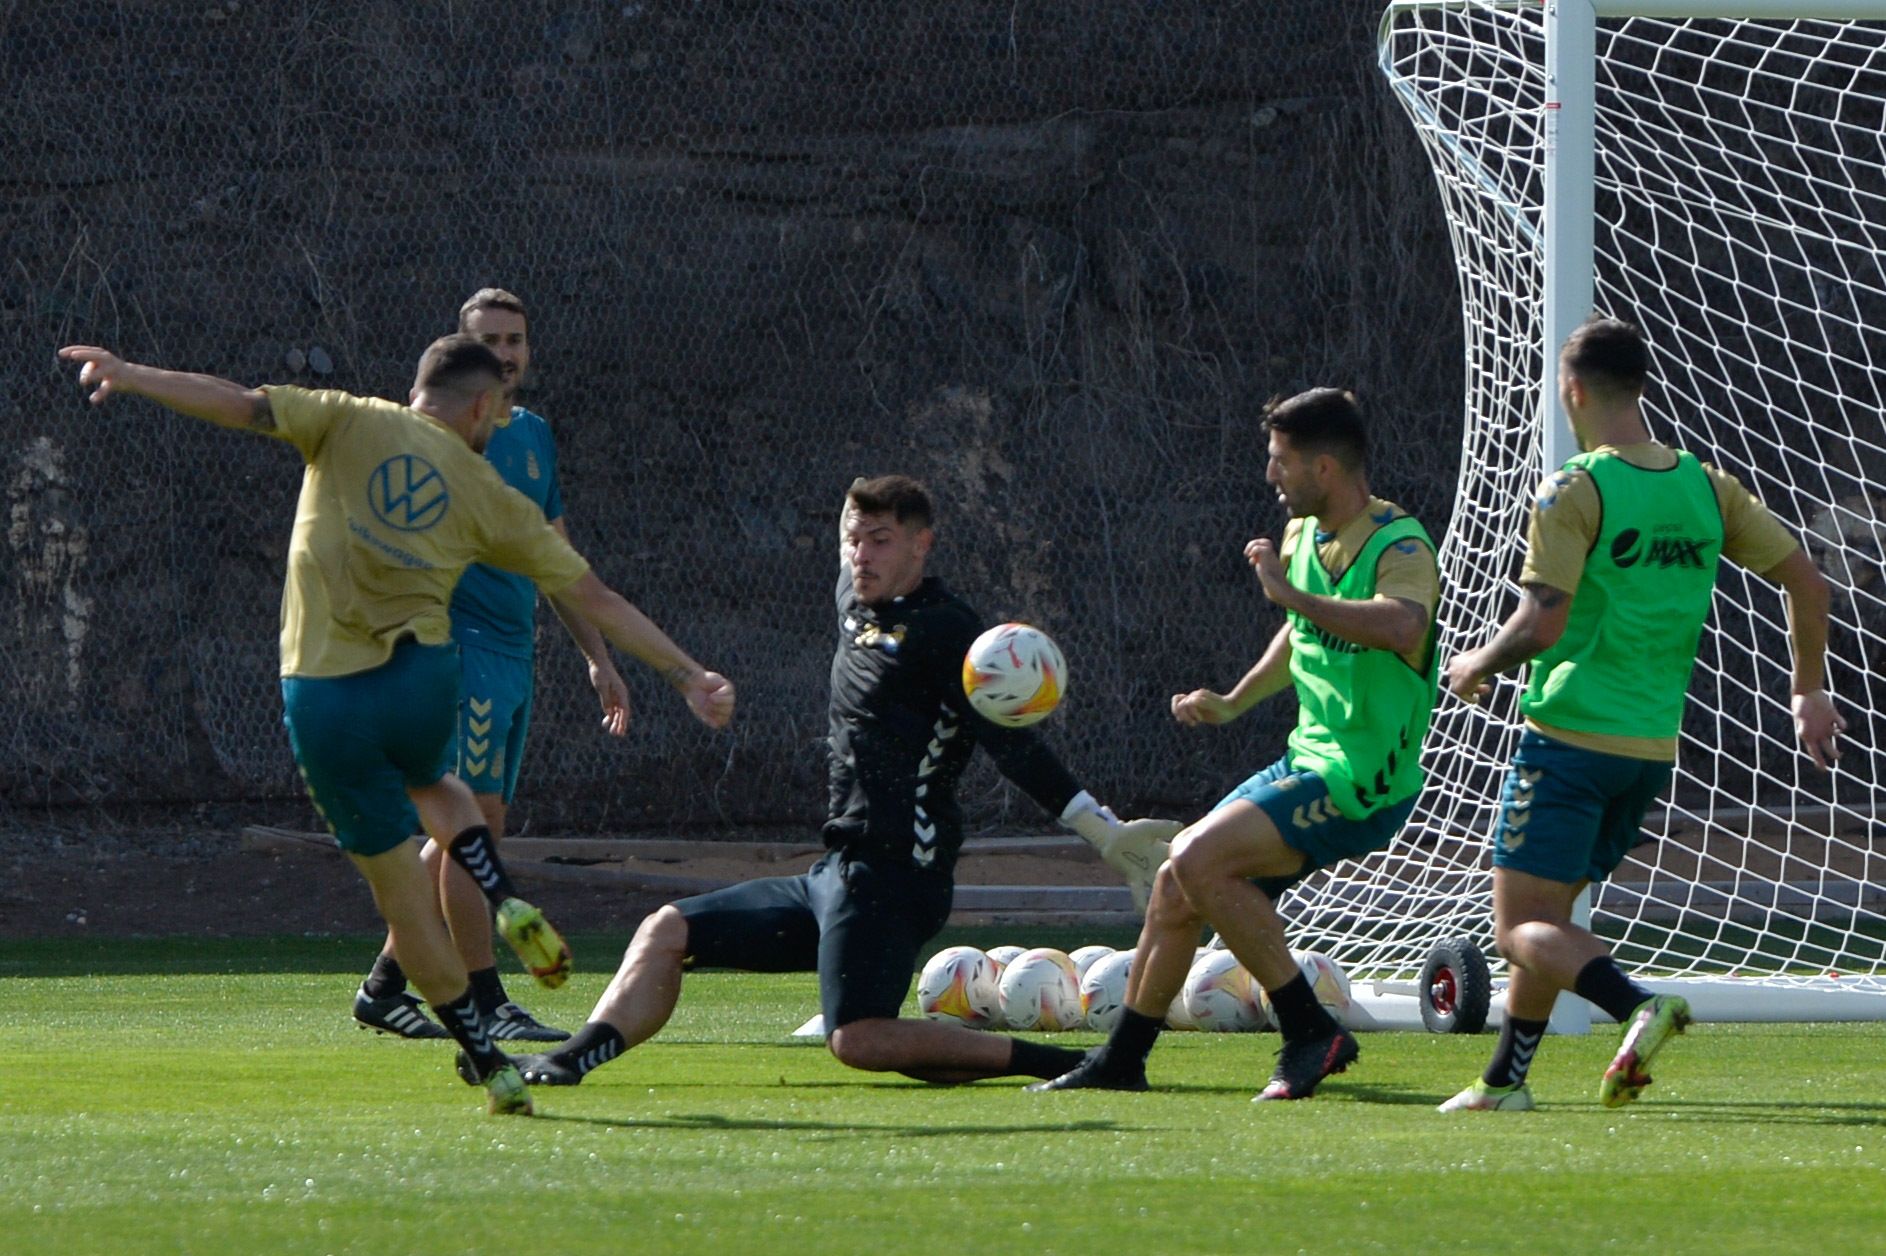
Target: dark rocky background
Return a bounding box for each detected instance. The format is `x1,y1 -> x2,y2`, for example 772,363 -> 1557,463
2,1 -> 1462,837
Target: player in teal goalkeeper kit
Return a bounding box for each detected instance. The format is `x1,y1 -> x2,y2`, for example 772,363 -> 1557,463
352,289 -> 630,1045
1440,316 -> 1843,1113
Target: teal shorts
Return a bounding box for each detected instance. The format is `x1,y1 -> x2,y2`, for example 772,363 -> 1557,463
1491,729 -> 1672,885
457,642 -> 534,802
280,639 -> 460,856
1214,756 -> 1417,900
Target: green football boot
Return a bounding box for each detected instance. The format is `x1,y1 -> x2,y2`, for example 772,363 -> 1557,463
1600,994 -> 1691,1108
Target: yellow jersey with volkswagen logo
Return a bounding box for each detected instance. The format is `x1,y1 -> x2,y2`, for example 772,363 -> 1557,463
1520,441 -> 1800,761
260,386 -> 589,679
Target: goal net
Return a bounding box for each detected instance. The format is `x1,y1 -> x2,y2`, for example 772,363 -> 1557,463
1305,0 -> 1886,1021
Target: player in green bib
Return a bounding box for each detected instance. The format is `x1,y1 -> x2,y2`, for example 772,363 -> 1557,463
1034,388 -> 1440,1102
1441,316 -> 1843,1113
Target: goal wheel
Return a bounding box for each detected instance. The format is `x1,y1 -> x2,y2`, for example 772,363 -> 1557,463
1418,936 -> 1490,1034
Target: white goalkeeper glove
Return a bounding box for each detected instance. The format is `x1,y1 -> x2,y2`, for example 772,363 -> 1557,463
1059,790 -> 1183,914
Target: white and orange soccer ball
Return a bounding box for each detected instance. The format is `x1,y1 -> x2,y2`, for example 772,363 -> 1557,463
1259,950 -> 1354,1026
962,623 -> 1067,728
1069,945 -> 1115,981
916,945 -> 1001,1029
1295,950 -> 1353,1019
1164,947 -> 1213,1030
985,944 -> 1027,977
1182,948 -> 1267,1032
997,947 -> 1082,1031
1079,949 -> 1134,1033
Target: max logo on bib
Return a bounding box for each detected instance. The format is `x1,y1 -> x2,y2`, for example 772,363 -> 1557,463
369,455 -> 449,532
1610,527 -> 1710,570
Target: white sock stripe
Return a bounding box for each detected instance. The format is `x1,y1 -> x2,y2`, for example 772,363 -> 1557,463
576,1043 -> 617,1074
452,836 -> 505,892
446,1002 -> 494,1055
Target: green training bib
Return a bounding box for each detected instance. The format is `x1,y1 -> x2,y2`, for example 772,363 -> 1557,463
1522,449 -> 1722,739
1284,512 -> 1439,818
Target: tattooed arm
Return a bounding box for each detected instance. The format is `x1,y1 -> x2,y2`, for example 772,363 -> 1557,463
59,345 -> 273,433
1443,581 -> 1572,704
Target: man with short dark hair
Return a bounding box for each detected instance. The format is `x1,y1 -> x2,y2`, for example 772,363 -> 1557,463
58,337 -> 734,1115
501,474 -> 1176,1088
1034,387 -> 1440,1102
1438,315 -> 1842,1113
351,288 -> 629,1045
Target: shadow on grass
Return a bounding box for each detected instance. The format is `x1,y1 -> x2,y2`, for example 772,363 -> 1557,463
539,1111 -> 1134,1138
1083,1080 -> 1438,1106
0,933 -> 640,978
1314,1081 -> 1442,1106
1613,1101 -> 1886,1128
568,1078 -> 1154,1095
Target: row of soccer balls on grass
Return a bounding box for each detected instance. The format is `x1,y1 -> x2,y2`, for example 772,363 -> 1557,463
917,942 -> 1353,1034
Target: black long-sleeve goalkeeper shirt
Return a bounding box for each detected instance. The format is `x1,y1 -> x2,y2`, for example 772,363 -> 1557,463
823,569 -> 1080,876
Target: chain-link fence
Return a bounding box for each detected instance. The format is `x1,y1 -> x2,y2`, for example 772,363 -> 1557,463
3,1 -> 1462,835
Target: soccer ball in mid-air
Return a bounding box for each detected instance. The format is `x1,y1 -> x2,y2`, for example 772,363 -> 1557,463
916,946 -> 1000,1029
962,623 -> 1067,727
1182,948 -> 1266,1032
997,947 -> 1082,1031
1079,949 -> 1134,1033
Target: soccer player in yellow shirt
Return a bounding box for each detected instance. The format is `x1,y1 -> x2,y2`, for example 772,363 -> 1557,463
59,336 -> 734,1115
1440,316 -> 1842,1112
351,289 -> 630,1045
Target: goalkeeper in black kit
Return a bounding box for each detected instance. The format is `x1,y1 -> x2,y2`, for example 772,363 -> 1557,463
494,475 -> 1178,1087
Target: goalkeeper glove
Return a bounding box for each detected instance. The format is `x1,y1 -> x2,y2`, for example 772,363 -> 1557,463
1059,790 -> 1183,913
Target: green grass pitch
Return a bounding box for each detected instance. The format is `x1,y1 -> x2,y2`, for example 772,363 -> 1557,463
3,934 -> 1884,1255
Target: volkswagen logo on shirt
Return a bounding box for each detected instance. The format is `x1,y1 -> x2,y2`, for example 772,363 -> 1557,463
368,454 -> 449,532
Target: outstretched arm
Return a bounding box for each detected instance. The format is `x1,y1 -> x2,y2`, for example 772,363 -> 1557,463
1444,582 -> 1572,705
553,571 -> 734,729
1171,623 -> 1293,726
59,346 -> 273,433
974,724 -> 1180,915
545,520 -> 631,737
1764,547 -> 1845,770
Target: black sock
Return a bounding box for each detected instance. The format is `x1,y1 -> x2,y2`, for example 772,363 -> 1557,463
433,986 -> 505,1077
447,825 -> 517,906
1572,956 -> 1652,1023
1008,1038 -> 1087,1080
1266,973 -> 1339,1043
467,965 -> 507,1012
362,952 -> 406,999
1101,1008 -> 1166,1070
1482,1015 -> 1548,1088
556,1022 -> 627,1078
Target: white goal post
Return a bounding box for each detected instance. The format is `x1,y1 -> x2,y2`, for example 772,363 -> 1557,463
1307,0 -> 1886,1027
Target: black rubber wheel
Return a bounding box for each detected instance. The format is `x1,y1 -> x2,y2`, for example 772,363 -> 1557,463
1418,936 -> 1491,1034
